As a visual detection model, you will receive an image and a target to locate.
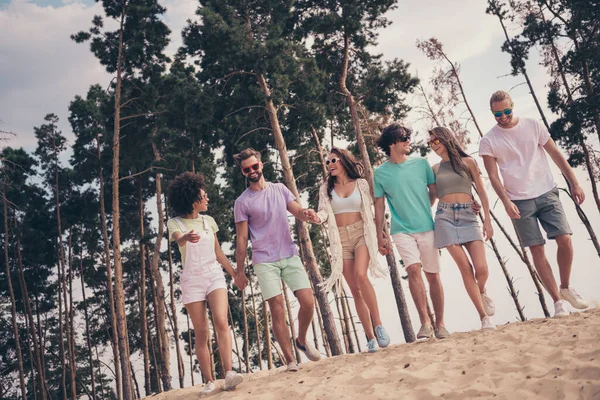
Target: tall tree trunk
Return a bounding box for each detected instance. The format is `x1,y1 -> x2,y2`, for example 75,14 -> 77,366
339,34 -> 415,343
164,196 -> 185,388
34,296 -> 49,399
137,177 -> 151,396
146,248 -> 164,393
228,305 -> 243,372
130,361 -> 141,399
16,233 -> 47,399
257,73 -> 343,356
66,230 -> 76,399
494,8 -> 600,255
2,185 -> 26,399
249,261 -> 263,370
150,139 -> 172,390
262,301 -> 273,369
96,134 -> 122,400
79,245 -> 98,400
186,314 -> 195,386
57,240 -> 67,400
112,9 -> 134,399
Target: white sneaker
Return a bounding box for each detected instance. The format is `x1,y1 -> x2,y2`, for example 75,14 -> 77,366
560,287 -> 588,309
482,292 -> 496,316
224,370 -> 243,391
287,362 -> 299,372
554,300 -> 569,318
200,381 -> 215,395
481,316 -> 496,330
296,339 -> 321,361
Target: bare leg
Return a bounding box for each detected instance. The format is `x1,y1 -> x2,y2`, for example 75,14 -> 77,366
294,288 -> 314,346
554,235 -> 573,289
406,263 -> 431,325
529,244 -> 561,302
207,288 -> 233,372
343,258 -> 375,340
463,240 -> 489,294
445,244 -> 486,319
425,271 -> 445,329
185,301 -> 213,382
267,295 -> 295,364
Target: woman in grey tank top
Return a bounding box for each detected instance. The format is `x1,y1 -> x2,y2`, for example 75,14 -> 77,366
429,127 -> 497,331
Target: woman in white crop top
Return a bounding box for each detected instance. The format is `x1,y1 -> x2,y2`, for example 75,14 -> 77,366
307,147 -> 389,353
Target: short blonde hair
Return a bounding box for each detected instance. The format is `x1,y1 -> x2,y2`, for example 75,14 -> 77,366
489,90 -> 512,107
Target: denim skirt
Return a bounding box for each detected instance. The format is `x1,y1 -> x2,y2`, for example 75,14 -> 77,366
434,202 -> 483,249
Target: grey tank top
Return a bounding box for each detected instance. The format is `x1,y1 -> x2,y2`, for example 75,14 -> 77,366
435,161 -> 473,198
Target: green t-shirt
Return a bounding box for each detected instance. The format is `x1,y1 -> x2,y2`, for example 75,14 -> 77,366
166,215 -> 219,266
374,157 -> 435,235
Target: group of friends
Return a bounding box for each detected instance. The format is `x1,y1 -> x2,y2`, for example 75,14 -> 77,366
165,90 -> 590,394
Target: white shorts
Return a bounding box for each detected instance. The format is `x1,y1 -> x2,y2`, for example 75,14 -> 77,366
180,268 -> 227,305
392,230 -> 440,273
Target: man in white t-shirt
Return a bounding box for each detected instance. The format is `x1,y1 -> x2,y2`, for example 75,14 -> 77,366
479,90 -> 588,318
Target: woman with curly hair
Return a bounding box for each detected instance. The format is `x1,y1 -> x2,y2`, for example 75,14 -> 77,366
428,127 -> 496,331
307,147 -> 390,353
166,172 -> 243,394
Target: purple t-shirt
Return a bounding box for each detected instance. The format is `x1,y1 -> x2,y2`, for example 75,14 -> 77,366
234,182 -> 299,264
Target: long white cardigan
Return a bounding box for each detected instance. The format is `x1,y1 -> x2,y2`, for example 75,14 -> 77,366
315,178 -> 389,293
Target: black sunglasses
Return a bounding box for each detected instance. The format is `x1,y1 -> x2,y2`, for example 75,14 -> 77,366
397,135 -> 411,142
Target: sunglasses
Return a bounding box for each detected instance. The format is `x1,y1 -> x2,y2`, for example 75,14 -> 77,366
492,106 -> 514,118
241,163 -> 260,174
428,138 -> 441,146
325,157 -> 339,166
397,135 -> 411,143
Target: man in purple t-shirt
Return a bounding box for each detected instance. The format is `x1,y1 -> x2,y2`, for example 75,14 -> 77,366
233,148 -> 321,371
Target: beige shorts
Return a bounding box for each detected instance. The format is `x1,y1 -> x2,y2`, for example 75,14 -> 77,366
338,221 -> 367,260
392,230 -> 440,273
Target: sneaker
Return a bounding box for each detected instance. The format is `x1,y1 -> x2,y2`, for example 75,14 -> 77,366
416,324 -> 434,339
560,287 -> 588,310
374,325 -> 390,348
200,381 -> 215,395
224,370 -> 243,391
435,326 -> 451,339
287,362 -> 299,372
482,292 -> 496,316
554,300 -> 569,318
296,339 -> 321,361
367,338 -> 378,353
481,316 -> 496,330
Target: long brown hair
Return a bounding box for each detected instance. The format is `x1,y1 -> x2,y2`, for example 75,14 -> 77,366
428,127 -> 472,178
326,147 -> 365,199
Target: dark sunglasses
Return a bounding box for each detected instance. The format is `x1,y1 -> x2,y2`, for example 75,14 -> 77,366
397,135 -> 411,143
242,163 -> 260,174
428,138 -> 441,146
325,157 -> 339,166
492,106 -> 513,118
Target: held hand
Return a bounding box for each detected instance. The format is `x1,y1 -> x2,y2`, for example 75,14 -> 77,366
234,273 -> 248,291
503,200 -> 521,219
483,220 -> 494,241
471,199 -> 481,215
182,230 -> 200,243
303,208 -> 320,223
571,184 -> 585,205
377,234 -> 390,256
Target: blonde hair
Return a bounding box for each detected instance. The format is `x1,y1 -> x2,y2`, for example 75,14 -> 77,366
489,90 -> 512,107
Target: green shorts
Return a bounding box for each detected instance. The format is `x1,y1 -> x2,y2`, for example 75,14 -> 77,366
254,255 -> 311,300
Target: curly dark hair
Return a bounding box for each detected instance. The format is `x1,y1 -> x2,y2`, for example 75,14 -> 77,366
167,172 -> 206,216
326,147 -> 364,199
376,123 -> 412,157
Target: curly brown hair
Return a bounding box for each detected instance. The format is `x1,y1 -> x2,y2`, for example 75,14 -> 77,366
167,172 -> 206,216
326,147 -> 365,199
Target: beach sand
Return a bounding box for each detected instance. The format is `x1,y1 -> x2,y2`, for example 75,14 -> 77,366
146,308 -> 600,400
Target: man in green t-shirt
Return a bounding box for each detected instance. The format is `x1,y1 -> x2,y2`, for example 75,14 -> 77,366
374,123 -> 449,340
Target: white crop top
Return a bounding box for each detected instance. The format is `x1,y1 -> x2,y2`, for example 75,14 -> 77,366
330,184 -> 362,214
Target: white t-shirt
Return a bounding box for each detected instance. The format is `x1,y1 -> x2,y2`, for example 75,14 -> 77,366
479,118 -> 556,201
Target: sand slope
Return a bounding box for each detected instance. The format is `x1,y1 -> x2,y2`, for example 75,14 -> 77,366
147,309 -> 600,400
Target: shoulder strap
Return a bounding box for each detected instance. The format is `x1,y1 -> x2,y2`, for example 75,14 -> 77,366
172,217 -> 187,233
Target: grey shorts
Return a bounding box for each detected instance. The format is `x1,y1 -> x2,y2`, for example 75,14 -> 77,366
434,202 -> 483,249
512,187 -> 572,248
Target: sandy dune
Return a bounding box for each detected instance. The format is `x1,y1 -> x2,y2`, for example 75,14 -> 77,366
146,308 -> 600,400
